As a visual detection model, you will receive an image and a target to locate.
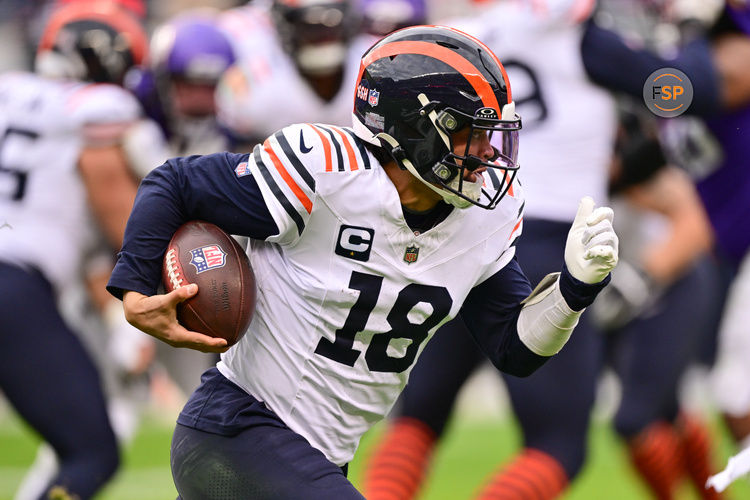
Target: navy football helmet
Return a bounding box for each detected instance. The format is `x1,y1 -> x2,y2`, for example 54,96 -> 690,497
271,0 -> 360,76
352,25 -> 521,209
36,1 -> 147,84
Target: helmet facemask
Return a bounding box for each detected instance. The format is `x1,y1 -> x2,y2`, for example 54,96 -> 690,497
378,94 -> 521,210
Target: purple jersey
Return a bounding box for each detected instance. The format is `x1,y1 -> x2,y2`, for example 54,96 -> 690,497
700,103 -> 750,263
699,4 -> 750,263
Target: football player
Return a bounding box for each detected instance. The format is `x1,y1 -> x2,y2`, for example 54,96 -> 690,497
0,2 -> 157,499
364,1 -> 734,498
107,25 -> 618,498
593,105 -> 726,500
127,9 -> 237,157
216,0 -> 372,147
582,1 -> 750,495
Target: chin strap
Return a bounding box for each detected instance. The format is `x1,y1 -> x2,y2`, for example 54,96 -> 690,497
417,93 -> 452,150
375,131 -> 472,209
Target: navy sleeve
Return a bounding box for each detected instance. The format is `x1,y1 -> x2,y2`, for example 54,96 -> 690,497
459,257 -> 548,377
581,21 -> 722,117
107,152 -> 278,299
559,264 -> 611,311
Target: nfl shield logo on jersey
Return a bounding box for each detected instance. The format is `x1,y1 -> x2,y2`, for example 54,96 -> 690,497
189,245 -> 227,273
403,245 -> 419,264
234,162 -> 250,177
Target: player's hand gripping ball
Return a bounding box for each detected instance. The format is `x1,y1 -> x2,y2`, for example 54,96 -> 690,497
162,220 -> 255,346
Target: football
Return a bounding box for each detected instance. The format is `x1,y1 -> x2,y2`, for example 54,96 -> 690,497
162,220 -> 255,346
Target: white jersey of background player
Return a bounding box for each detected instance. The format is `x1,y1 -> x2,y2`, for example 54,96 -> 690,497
0,74 -> 140,288
447,0 -> 617,221
216,0 -> 374,142
0,6 -> 169,496
0,72 -> 165,500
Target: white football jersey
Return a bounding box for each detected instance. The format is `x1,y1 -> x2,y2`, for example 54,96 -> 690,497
217,2 -> 373,139
0,72 -> 140,292
447,0 -> 617,222
217,122 -> 525,466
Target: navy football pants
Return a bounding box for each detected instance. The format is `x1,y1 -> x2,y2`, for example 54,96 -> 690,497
171,368 -> 364,500
0,262 -> 119,499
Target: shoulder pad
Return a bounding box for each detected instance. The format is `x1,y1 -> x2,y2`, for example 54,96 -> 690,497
66,83 -> 141,126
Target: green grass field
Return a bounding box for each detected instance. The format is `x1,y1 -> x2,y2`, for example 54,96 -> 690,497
1,410 -> 748,500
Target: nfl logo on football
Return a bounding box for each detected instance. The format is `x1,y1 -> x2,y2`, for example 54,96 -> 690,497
403,245 -> 419,264
189,245 -> 227,273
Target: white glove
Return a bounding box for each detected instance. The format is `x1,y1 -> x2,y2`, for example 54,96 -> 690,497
564,196 -> 619,284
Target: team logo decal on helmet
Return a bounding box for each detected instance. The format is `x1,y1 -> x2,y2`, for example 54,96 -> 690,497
352,25 -> 522,210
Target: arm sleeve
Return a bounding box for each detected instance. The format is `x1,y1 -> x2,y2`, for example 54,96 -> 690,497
580,21 -> 722,117
106,152 -> 278,299
459,257 -> 549,377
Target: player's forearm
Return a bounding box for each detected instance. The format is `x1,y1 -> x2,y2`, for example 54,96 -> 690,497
78,144 -> 139,250
581,21 -> 722,117
516,267 -> 608,356
640,209 -> 714,284
625,168 -> 714,284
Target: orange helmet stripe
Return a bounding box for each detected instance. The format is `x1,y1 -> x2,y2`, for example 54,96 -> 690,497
39,1 -> 147,65
358,38 -> 506,112
441,26 -> 512,103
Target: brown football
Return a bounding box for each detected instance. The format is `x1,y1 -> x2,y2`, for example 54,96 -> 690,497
162,220 -> 255,346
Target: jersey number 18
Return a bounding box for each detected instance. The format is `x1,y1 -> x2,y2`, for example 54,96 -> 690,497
315,271 -> 452,373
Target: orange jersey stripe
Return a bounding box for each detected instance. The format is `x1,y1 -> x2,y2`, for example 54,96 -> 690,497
442,26 -> 512,104
331,126 -> 359,171
305,124 -> 333,172
263,138 -> 313,214
508,218 -> 523,241
359,39 -> 500,111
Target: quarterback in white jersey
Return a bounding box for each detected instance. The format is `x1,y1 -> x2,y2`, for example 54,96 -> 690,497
216,0 -> 374,142
110,26 -> 618,499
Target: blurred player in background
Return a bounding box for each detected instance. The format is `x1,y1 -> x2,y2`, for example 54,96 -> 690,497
216,0 -> 371,146
364,2 -> 619,498
581,1 -> 750,492
0,2 -> 155,498
591,104 -> 725,500
126,9 -> 237,157
107,25 -> 618,498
